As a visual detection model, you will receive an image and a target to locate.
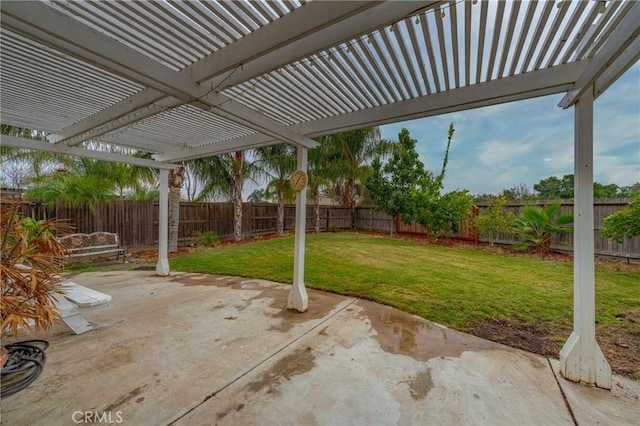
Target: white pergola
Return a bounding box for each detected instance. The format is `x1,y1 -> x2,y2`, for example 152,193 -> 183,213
1,0 -> 638,389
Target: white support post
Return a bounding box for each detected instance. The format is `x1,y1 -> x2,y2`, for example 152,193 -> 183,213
156,169 -> 170,276
288,147 -> 309,312
559,86 -> 611,389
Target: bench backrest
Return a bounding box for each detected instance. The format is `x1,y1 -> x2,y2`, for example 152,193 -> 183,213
57,232 -> 120,249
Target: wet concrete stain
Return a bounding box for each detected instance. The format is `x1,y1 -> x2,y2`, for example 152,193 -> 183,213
409,369 -> 433,400
217,403 -> 245,421
245,346 -> 316,396
357,300 -> 500,362
174,274 -> 244,287
172,274 -> 344,332
93,342 -> 134,373
265,291 -> 342,333
102,385 -> 145,412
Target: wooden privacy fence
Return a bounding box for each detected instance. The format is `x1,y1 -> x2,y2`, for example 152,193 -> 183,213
15,199 -> 638,260
475,199 -> 639,261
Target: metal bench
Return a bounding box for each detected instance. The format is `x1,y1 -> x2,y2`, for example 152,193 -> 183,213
57,232 -> 126,263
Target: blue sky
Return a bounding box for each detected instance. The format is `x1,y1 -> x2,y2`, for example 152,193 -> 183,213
380,63 -> 640,196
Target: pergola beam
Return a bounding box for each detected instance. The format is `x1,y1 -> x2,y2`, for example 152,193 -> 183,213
594,36 -> 640,100
46,1 -> 381,145
0,1 -> 318,150
1,135 -> 177,170
156,61 -> 587,161
12,1 -> 433,148
558,2 -> 640,109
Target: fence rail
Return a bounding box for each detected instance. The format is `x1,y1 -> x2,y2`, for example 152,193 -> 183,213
12,199 -> 638,260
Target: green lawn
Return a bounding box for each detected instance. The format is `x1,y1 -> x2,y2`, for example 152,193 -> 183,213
170,233 -> 639,332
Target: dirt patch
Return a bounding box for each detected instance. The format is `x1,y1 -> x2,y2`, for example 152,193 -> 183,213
598,309 -> 640,380
468,315 -> 640,380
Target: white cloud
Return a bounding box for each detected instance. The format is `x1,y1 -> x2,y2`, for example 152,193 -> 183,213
380,63 -> 639,194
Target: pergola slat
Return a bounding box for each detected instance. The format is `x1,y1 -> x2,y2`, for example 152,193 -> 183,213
476,0 -> 489,84
464,0 -> 472,86
545,0 -> 590,68
533,0 -> 571,71
508,0 -> 538,77
434,5 -> 451,90
497,1 -> 521,79
485,1 -> 505,81
376,28 -> 410,101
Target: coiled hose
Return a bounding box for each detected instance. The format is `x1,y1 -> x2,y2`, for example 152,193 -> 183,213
1,340 -> 49,397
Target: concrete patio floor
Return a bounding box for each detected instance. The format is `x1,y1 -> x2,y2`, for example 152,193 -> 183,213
1,271 -> 638,426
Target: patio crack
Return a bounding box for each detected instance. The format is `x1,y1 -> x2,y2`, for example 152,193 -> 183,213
168,297 -> 359,425
547,357 -> 578,426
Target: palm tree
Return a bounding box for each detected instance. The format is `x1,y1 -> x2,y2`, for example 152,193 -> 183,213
1,124 -> 57,188
248,188 -> 268,203
254,144 -> 296,234
326,127 -> 389,230
190,151 -> 259,241
168,163 -> 185,252
308,136 -> 338,233
24,171 -> 115,211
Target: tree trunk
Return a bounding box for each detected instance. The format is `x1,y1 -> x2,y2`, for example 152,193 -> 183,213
348,178 -> 356,230
314,186 -> 320,234
277,183 -> 284,234
233,151 -> 244,242
540,232 -> 551,258
168,164 -> 185,253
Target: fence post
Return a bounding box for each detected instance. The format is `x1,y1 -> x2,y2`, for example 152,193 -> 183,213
369,207 -> 373,231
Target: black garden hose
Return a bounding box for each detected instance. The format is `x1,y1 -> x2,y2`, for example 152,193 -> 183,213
1,339 -> 49,397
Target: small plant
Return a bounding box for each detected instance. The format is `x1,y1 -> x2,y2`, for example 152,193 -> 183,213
328,224 -> 338,233
512,202 -> 573,258
196,231 -> 220,247
1,199 -> 69,338
474,196 -> 514,247
601,194 -> 640,243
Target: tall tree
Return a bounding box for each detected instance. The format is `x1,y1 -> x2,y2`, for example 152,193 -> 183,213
255,144 -> 296,234
190,151 -> 259,241
534,174 -> 628,199
168,164 -> 185,253
328,127 -> 389,230
308,136 -> 339,233
366,128 -> 431,226
500,183 -> 535,201
367,123 -> 471,238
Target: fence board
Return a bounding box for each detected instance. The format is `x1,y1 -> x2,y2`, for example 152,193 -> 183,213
11,198 -> 637,260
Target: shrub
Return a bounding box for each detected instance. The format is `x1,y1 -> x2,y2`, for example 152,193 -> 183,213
474,196 -> 514,247
1,200 -> 69,337
601,195 -> 640,243
196,231 -> 220,247
512,203 -> 573,258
